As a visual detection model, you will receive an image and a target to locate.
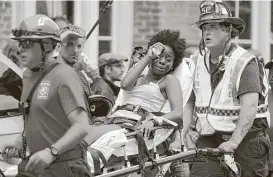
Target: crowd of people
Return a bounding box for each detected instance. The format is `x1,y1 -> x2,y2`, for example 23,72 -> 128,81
0,1 -> 272,177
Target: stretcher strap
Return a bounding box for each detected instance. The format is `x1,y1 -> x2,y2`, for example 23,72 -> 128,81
89,148 -> 101,175
89,148 -> 107,175
135,130 -> 153,177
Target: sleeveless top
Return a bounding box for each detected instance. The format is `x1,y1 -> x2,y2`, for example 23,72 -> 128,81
124,78 -> 167,112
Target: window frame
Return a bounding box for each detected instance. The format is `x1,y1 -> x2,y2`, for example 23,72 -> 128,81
229,1 -> 252,48
98,1 -> 114,56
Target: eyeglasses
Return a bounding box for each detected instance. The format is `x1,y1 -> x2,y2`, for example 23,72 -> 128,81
62,43 -> 84,50
18,40 -> 39,49
18,40 -> 52,49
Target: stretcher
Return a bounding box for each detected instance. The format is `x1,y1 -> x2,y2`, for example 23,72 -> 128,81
95,148 -> 240,177
85,124 -> 241,177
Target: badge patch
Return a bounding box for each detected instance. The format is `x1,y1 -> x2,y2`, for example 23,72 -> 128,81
37,80 -> 51,100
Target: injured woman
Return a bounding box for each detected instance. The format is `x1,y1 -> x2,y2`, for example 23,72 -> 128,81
83,29 -> 187,175
113,29 -> 186,135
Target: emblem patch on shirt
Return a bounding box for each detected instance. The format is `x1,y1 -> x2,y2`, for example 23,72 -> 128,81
37,80 -> 51,100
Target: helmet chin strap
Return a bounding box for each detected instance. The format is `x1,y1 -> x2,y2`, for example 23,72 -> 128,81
30,41 -> 50,72
220,24 -> 232,61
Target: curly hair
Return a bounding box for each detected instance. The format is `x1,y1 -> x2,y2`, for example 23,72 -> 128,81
148,29 -> 187,71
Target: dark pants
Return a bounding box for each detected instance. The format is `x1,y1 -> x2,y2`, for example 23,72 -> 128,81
268,127 -> 273,177
190,131 -> 271,177
15,158 -> 92,177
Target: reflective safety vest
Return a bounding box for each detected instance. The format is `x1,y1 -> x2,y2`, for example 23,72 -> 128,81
191,46 -> 269,135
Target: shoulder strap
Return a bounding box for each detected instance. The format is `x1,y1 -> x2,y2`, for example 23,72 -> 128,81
76,70 -> 94,123
26,62 -> 60,102
156,77 -> 165,84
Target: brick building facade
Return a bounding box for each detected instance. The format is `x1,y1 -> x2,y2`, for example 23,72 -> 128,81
0,1 -> 12,48
133,1 -> 201,49
0,1 -> 272,65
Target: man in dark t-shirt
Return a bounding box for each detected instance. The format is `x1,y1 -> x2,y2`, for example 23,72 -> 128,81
56,24 -> 93,97
55,24 -> 94,120
3,15 -> 92,177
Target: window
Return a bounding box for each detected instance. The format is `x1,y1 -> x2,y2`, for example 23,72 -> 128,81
225,1 -> 252,50
36,1 -> 74,24
98,1 -> 113,56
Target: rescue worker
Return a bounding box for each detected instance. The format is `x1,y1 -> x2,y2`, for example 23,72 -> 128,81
183,1 -> 270,177
3,14 -> 92,177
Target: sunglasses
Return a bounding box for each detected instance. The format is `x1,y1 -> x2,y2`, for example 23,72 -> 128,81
17,40 -> 39,49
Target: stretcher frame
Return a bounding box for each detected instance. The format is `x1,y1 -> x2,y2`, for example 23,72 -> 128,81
90,126 -> 240,177
96,148 -> 240,177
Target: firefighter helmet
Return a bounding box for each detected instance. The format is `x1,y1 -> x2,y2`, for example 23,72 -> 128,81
194,1 -> 246,37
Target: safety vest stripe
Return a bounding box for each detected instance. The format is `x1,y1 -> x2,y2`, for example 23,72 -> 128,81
195,105 -> 268,116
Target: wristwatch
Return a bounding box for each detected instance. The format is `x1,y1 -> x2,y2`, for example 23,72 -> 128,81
49,146 -> 59,157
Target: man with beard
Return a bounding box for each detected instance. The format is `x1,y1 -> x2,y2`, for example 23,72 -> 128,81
57,24 -> 100,86
56,24 -> 94,98
91,53 -> 127,104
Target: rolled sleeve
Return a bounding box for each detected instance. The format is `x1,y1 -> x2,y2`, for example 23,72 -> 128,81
237,59 -> 263,99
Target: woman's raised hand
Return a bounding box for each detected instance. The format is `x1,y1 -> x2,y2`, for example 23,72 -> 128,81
146,42 -> 165,60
